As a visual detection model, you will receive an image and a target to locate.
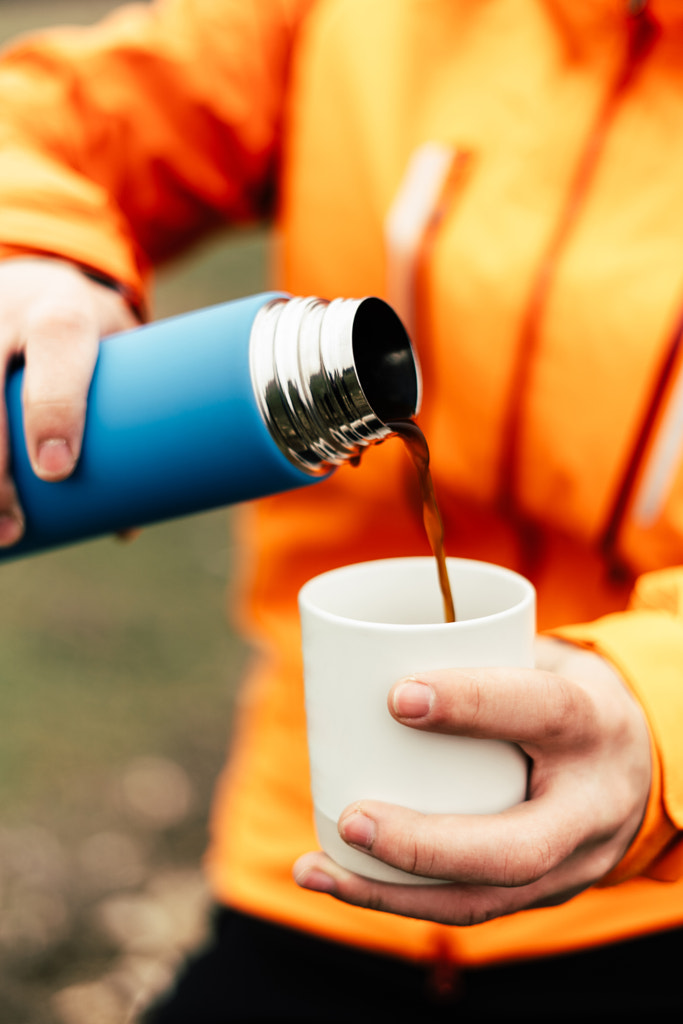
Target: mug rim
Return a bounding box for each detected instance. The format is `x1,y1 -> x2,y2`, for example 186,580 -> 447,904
298,556 -> 535,631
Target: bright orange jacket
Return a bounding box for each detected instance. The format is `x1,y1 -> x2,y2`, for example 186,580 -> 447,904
3,0 -> 683,968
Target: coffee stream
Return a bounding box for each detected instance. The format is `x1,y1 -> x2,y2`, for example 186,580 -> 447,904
388,419 -> 456,623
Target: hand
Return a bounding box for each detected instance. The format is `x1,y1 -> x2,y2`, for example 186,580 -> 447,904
0,258 -> 138,546
293,637 -> 652,925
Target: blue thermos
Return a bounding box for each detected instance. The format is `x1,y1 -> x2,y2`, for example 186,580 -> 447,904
2,292 -> 420,560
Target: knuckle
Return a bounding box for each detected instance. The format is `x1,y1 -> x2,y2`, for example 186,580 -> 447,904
501,834 -> 557,887
22,396 -> 86,436
395,828 -> 439,878
586,844 -> 622,883
24,395 -> 85,413
364,890 -> 391,914
456,892 -> 503,927
341,882 -> 394,916
457,677 -> 485,732
0,477 -> 19,508
26,304 -> 93,345
541,676 -> 575,737
542,675 -> 597,747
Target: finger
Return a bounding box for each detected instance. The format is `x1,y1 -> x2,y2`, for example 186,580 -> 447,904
336,797 -> 589,886
389,668 -> 598,753
0,342 -> 24,545
293,850 -> 590,927
20,299 -> 101,480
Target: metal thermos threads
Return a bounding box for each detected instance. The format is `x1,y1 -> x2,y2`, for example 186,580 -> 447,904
250,294 -> 420,474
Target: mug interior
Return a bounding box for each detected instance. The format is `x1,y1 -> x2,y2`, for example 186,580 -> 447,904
299,557 -> 533,626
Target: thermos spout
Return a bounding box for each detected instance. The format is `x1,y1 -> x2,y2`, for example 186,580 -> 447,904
250,295 -> 421,475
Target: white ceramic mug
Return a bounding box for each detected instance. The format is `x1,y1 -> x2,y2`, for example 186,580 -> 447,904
298,557 -> 536,883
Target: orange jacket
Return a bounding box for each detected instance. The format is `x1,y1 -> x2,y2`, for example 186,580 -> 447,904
3,0 -> 683,967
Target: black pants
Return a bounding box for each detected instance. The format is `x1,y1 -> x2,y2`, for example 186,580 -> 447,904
142,906 -> 683,1021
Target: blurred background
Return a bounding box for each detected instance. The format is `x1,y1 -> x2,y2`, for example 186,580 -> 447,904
0,2 -> 268,1020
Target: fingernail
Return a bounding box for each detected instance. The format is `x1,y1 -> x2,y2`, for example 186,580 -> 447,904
294,867 -> 337,894
392,679 -> 433,718
0,511 -> 24,546
339,810 -> 376,850
36,439 -> 74,478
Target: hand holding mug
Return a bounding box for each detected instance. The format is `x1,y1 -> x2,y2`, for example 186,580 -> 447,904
294,636 -> 652,926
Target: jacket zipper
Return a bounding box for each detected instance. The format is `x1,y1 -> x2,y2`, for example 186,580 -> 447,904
498,5 -> 659,568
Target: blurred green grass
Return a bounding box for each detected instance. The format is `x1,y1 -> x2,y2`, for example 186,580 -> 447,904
0,0 -> 269,833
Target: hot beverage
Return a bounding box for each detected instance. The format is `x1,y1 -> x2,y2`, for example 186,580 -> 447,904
388,419 -> 455,623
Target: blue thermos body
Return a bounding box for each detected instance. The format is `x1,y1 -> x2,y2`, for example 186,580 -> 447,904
2,292 -> 420,560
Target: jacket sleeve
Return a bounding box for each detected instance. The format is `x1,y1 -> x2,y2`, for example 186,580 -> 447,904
552,566 -> 683,884
0,0 -> 313,307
